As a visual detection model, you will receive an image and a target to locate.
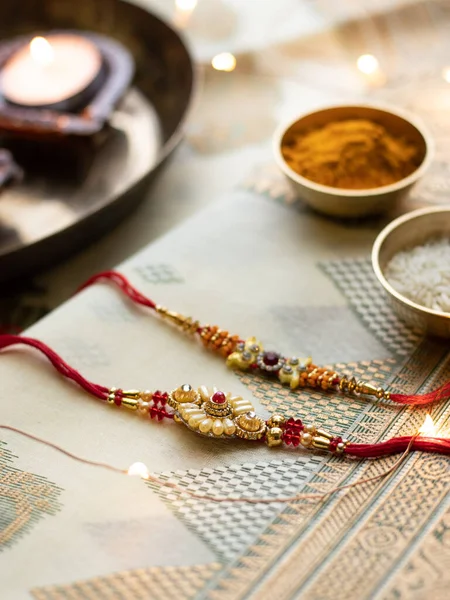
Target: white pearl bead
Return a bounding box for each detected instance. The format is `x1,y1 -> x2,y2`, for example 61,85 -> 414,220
229,396 -> 243,403
223,419 -> 236,435
233,405 -> 253,416
212,419 -> 224,436
188,414 -> 205,428
301,433 -> 312,446
181,408 -> 203,418
199,386 -> 210,401
199,418 -> 213,433
182,403 -> 199,410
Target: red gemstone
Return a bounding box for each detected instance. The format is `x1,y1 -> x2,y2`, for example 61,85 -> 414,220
263,352 -> 279,366
212,391 -> 226,404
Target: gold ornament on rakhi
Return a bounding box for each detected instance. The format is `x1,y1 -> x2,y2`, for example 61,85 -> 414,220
79,271 -> 450,408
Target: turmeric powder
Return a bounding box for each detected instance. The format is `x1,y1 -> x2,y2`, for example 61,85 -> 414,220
281,119 -> 422,190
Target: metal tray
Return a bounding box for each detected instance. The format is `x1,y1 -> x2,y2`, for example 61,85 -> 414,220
0,0 -> 195,282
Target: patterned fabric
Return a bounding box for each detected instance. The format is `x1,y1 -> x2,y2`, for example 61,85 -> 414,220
1,2 -> 450,598
0,442 -> 62,551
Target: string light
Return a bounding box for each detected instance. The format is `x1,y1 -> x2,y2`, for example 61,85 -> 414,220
442,67 -> 450,84
175,0 -> 197,10
127,461 -> 150,479
357,54 -> 379,75
418,414 -> 437,437
211,52 -> 237,72
1,422 -> 445,505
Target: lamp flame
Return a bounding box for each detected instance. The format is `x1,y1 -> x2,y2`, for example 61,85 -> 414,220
29,37 -> 54,67
127,462 -> 149,479
418,414 -> 437,437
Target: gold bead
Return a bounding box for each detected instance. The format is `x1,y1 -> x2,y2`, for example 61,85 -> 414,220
122,397 -> 138,410
107,387 -> 117,405
171,384 -> 200,405
237,411 -> 262,432
266,427 -> 283,447
311,437 -> 330,450
267,414 -> 285,428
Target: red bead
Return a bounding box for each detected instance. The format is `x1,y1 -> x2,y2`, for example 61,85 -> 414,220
263,351 -> 279,366
149,406 -> 158,419
292,435 -> 300,447
330,436 -> 342,452
212,391 -> 226,404
114,395 -> 122,407
153,390 -> 168,406
283,433 -> 293,445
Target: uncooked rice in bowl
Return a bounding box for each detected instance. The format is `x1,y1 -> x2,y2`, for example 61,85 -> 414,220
385,238 -> 450,313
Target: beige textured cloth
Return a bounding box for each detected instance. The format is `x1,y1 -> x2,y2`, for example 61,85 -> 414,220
1,190 -> 449,599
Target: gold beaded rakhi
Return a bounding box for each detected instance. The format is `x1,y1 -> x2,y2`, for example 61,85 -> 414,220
0,335 -> 448,459
3,271 -> 446,473
80,271 -> 450,409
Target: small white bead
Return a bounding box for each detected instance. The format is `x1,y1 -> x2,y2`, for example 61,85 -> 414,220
199,386 -> 211,401
199,418 -> 213,433
212,419 -> 224,436
188,414 -> 205,428
223,419 -> 236,435
301,433 -> 312,446
232,399 -> 252,407
233,405 -> 254,416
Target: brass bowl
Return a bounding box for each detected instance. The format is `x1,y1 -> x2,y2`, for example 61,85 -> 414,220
372,206 -> 450,338
273,104 -> 433,218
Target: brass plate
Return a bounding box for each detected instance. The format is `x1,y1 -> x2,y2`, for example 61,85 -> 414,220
0,0 -> 195,281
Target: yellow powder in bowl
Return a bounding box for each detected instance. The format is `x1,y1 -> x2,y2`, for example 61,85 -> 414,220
281,119 -> 422,190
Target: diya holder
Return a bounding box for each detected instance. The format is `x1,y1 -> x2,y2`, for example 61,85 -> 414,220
0,334 -> 449,459
80,271 -> 450,408
0,30 -> 134,137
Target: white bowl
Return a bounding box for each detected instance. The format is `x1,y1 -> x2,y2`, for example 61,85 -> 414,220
273,104 -> 433,218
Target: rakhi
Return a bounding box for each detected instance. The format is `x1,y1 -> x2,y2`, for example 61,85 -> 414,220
80,271 -> 450,407
1,334 -> 449,458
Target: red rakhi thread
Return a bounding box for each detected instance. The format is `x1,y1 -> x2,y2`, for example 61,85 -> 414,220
0,334 -> 173,420
345,436 -> 450,458
79,270 -> 450,407
0,334 -> 108,400
0,334 -> 449,459
79,271 -> 158,311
